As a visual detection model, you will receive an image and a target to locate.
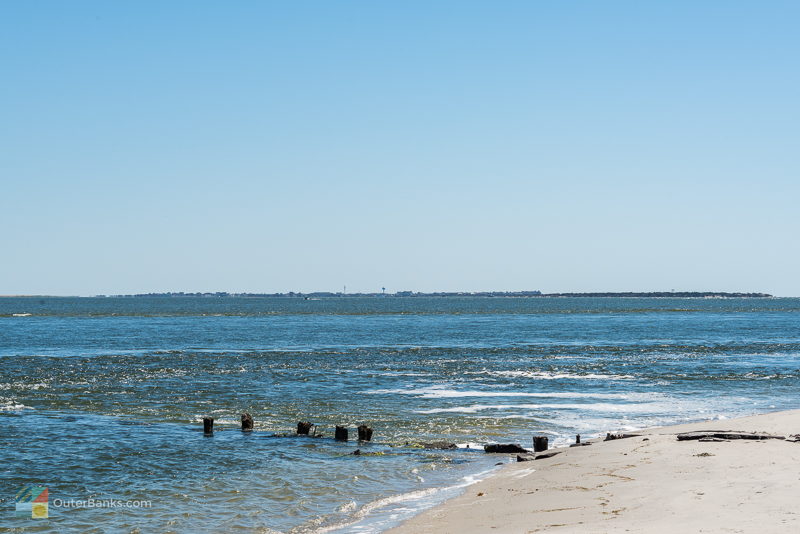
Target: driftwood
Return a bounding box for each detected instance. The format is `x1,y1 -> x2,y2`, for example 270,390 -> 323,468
534,451 -> 562,460
676,431 -> 785,441
605,433 -> 641,441
485,443 -> 527,454
517,451 -> 562,462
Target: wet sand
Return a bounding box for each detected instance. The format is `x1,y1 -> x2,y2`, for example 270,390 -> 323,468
388,409 -> 800,533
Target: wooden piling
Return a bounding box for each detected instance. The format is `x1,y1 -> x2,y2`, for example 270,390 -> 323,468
335,426 -> 348,441
576,434 -> 581,444
297,421 -> 313,435
533,435 -> 548,452
357,425 -> 373,441
203,416 -> 214,435
241,413 -> 254,432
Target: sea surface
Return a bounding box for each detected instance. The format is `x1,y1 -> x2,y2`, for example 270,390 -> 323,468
2,296 -> 800,532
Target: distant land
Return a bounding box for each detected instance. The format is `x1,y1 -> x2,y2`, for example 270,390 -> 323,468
77,291 -> 774,298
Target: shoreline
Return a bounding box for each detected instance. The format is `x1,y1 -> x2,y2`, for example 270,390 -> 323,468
386,409 -> 800,533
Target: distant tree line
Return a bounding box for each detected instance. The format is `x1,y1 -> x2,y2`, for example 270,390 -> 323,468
539,292 -> 772,298
99,291 -> 771,298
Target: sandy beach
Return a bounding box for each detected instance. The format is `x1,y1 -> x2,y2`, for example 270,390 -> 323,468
388,410 -> 800,534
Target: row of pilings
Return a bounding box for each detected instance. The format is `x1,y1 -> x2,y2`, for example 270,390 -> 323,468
198,414 -> 567,454
201,413 -> 373,442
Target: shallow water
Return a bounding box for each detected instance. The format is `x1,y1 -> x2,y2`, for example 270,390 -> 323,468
2,297 -> 799,532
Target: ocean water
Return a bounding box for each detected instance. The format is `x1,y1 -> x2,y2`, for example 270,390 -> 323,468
2,296 -> 800,532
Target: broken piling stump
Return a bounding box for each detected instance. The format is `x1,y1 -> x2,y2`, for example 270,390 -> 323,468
533,436 -> 549,452
297,421 -> 313,435
335,426 -> 348,441
241,413 -> 254,432
357,425 -> 373,441
570,433 -> 591,447
203,416 -> 214,435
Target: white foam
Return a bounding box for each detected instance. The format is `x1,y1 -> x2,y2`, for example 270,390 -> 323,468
336,500 -> 357,514
315,467 -> 497,534
0,382 -> 48,390
366,387 -> 653,400
0,401 -> 31,411
415,401 -> 677,414
469,370 -> 635,380
377,372 -> 430,377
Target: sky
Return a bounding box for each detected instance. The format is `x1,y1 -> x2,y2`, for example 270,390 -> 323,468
1,1 -> 798,296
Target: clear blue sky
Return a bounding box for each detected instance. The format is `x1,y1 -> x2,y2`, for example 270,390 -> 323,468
1,1 -> 798,296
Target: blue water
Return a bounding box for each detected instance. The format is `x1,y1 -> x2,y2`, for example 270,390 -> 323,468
2,297 -> 800,532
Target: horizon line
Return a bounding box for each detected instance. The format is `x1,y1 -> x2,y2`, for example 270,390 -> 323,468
0,290 -> 780,298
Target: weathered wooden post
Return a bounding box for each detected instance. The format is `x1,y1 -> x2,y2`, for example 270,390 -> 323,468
576,434 -> 581,445
335,426 -> 348,441
533,435 -> 548,452
297,421 -> 313,435
241,413 -> 254,431
203,416 -> 214,435
357,425 -> 373,441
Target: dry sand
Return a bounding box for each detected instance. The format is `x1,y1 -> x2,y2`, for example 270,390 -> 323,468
387,409 -> 800,534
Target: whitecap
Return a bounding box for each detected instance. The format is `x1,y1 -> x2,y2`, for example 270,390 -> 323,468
415,401 -> 678,414
469,370 -> 635,380
0,401 -> 31,411
366,386 -> 657,401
